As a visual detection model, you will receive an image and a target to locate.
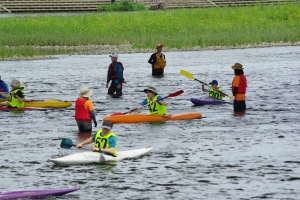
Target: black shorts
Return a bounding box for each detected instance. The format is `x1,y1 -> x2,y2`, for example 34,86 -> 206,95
233,100 -> 246,112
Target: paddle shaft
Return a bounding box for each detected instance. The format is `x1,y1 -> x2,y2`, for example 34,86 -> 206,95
180,70 -> 231,98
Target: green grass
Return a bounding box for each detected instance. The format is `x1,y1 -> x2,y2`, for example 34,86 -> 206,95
0,3 -> 299,58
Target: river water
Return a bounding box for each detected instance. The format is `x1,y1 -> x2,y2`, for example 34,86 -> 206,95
0,46 -> 300,199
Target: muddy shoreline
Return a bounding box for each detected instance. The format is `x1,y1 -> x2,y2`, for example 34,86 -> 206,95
2,41 -> 300,61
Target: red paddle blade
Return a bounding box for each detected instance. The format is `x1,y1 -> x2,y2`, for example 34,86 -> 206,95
110,112 -> 125,116
165,90 -> 184,98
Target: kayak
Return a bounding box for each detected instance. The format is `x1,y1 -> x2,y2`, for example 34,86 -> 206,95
103,112 -> 202,124
190,96 -> 229,106
0,99 -> 72,108
50,147 -> 153,165
0,187 -> 79,199
0,106 -> 47,111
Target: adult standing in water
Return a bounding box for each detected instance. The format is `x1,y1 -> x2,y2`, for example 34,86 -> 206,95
231,63 -> 247,112
148,44 -> 166,76
0,76 -> 9,99
106,53 -> 124,97
75,87 -> 97,133
0,79 -> 24,108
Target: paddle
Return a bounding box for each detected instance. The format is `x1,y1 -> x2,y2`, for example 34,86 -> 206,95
110,89 -> 184,116
60,138 -> 89,150
180,70 -> 232,99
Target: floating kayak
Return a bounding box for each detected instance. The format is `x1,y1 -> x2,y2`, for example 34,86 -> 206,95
0,100 -> 72,108
0,187 -> 79,199
50,147 -> 153,165
190,96 -> 229,106
0,106 -> 47,111
103,112 -> 202,124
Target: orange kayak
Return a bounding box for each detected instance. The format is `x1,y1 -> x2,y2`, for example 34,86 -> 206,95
103,112 -> 202,124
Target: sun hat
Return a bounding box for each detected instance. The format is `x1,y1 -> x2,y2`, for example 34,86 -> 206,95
109,53 -> 118,58
79,87 -> 93,98
144,86 -> 157,94
102,120 -> 113,129
231,63 -> 244,70
11,79 -> 20,87
209,80 -> 218,85
156,44 -> 163,48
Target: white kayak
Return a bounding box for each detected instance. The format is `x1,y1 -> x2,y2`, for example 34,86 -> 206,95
50,147 -> 152,165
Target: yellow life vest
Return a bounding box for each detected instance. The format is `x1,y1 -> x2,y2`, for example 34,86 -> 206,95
209,88 -> 223,100
94,130 -> 117,156
147,94 -> 167,115
153,53 -> 166,69
8,88 -> 25,108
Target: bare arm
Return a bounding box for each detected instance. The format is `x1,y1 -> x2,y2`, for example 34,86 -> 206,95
76,137 -> 93,148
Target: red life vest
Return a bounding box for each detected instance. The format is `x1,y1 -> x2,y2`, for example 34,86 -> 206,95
75,98 -> 91,121
108,62 -> 124,83
232,75 -> 247,94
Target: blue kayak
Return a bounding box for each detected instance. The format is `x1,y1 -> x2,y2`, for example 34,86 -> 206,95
190,96 -> 228,106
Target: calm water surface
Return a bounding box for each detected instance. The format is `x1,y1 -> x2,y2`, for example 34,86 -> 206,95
0,46 -> 300,199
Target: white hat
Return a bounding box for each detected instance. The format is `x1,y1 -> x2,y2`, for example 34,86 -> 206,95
109,53 -> 118,58
79,87 -> 93,98
11,79 -> 20,87
144,86 -> 157,94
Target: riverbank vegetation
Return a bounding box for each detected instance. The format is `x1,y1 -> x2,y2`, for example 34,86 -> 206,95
1,2 -> 299,59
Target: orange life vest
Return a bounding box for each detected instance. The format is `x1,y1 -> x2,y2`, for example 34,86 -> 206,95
75,98 -> 91,121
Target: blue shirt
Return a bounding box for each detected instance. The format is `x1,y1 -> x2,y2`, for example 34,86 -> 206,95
0,81 -> 9,99
141,95 -> 163,106
92,133 -> 117,148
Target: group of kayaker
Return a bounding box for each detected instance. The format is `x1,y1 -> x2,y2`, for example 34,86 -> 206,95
0,78 -> 25,108
200,63 -> 247,112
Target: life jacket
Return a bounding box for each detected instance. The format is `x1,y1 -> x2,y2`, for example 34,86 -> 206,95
153,53 -> 166,69
108,62 -> 125,83
75,98 -> 91,121
209,88 -> 223,100
8,88 -> 24,108
147,95 -> 167,115
94,130 -> 118,156
232,75 -> 247,94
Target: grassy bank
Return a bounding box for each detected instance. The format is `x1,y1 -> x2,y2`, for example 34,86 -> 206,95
1,3 -> 300,58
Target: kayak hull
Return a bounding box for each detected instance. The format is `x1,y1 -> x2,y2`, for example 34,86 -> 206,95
1,100 -> 72,108
190,96 -> 228,106
103,112 -> 202,124
50,147 -> 153,165
0,188 -> 79,199
0,106 -> 47,111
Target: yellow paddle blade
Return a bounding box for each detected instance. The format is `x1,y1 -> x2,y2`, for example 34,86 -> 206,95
228,95 -> 233,99
180,70 -> 195,80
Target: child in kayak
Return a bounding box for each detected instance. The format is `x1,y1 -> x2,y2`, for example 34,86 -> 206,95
202,80 -> 225,100
128,86 -> 167,116
76,120 -> 117,157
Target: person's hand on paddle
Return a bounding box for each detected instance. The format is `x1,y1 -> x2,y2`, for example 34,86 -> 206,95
76,143 -> 83,148
92,147 -> 101,152
93,120 -> 97,127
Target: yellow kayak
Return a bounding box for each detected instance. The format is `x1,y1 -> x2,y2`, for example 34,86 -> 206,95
0,99 -> 72,108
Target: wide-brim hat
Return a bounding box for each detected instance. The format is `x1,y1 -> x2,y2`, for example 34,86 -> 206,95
144,86 -> 157,94
231,63 -> 244,70
11,79 -> 20,87
79,87 -> 93,98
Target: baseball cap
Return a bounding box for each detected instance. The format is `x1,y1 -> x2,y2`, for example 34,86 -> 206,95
109,53 -> 118,58
209,80 -> 218,85
156,44 -> 163,48
102,120 -> 113,129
